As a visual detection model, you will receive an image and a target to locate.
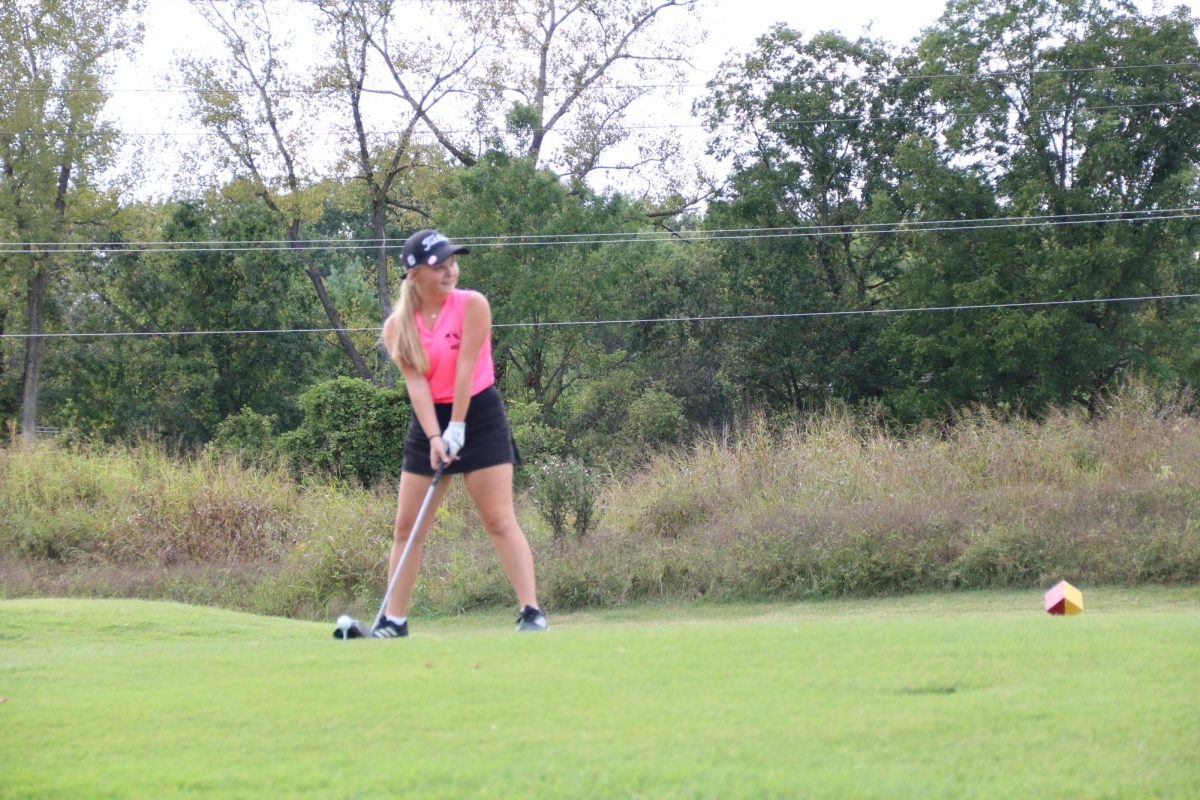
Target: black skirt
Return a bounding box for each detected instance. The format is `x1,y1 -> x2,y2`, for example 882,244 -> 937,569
402,385 -> 522,476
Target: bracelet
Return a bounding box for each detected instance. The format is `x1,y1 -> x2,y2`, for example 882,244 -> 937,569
427,433 -> 442,441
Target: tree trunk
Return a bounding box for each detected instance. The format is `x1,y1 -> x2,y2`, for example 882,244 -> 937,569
372,199 -> 396,388
373,200 -> 391,323
303,262 -> 373,381
20,262 -> 49,448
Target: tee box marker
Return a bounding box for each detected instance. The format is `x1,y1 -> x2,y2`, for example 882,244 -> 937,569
1044,580 -> 1084,615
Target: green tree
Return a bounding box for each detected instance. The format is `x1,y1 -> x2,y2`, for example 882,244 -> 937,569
311,0 -> 487,335
179,0 -> 374,381
434,153 -> 652,420
52,195 -> 322,445
697,27 -> 923,410
0,0 -> 143,445
889,0 -> 1200,418
616,236 -> 738,428
876,138 -> 1013,420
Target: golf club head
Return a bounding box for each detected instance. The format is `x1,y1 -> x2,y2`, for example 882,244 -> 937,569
332,618 -> 370,639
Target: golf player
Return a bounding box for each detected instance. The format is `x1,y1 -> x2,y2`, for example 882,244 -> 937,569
376,229 -> 548,637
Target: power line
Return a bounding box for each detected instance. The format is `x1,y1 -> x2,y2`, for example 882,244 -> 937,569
3,209 -> 1196,255
11,206 -> 1197,246
2,293 -> 1196,340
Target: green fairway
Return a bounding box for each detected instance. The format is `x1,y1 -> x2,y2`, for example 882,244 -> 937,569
2,589 -> 1198,799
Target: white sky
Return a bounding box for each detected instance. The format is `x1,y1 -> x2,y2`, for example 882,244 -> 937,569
121,0 -> 962,93
108,0 -> 1200,198
695,0 -> 947,66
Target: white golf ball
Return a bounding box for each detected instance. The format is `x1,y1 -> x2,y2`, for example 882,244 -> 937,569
337,614 -> 353,629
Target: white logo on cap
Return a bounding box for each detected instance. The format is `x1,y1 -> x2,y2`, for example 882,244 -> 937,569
421,232 -> 449,250
406,255 -> 416,266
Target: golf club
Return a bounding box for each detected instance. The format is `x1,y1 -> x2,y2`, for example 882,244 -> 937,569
331,460 -> 447,640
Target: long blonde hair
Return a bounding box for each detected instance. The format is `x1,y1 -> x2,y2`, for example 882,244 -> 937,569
382,276 -> 428,373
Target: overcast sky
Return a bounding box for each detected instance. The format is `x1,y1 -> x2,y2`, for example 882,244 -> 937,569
695,0 -> 947,66
124,0 -> 963,88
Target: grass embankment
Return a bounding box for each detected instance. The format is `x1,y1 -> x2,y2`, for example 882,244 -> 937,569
2,589 -> 1198,799
2,389 -> 1198,619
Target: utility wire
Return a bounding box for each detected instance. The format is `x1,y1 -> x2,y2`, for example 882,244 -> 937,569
7,207 -> 1195,247
2,293 -> 1196,340
3,209 -> 1196,255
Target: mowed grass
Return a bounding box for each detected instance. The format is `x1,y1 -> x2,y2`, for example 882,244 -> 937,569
2,588 -> 1198,799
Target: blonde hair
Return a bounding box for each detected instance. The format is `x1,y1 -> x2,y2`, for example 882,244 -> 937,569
382,276 -> 429,373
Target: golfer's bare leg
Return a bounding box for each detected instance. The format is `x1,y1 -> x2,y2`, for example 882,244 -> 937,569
463,463 -> 539,609
384,470 -> 451,619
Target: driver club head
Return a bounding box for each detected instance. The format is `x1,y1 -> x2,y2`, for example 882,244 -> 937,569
332,615 -> 370,640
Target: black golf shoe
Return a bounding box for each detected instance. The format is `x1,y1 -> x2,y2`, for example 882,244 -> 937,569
515,605 -> 548,632
370,617 -> 409,638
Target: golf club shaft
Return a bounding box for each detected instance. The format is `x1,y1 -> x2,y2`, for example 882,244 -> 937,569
372,461 -> 447,631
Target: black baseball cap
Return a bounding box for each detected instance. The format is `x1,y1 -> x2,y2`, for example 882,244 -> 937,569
400,229 -> 470,271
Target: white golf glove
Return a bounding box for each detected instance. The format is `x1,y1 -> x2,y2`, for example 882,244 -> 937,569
442,421 -> 466,457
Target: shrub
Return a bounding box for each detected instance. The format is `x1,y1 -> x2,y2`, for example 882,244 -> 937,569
279,377 -> 409,486
507,398 -> 567,464
531,456 -> 599,539
624,388 -> 687,445
209,407 -> 279,468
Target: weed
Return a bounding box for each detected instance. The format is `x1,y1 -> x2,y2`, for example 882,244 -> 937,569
530,456 -> 600,539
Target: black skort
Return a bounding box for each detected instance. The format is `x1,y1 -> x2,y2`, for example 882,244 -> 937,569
402,385 -> 522,476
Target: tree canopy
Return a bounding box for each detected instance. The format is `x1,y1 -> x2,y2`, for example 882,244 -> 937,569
3,0 -> 1198,463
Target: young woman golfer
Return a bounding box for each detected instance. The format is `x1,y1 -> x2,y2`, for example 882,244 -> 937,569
375,229 -> 547,637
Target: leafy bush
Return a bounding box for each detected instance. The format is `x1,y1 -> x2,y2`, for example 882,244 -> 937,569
563,379 -> 689,467
531,456 -> 599,539
506,398 -> 567,486
625,388 -> 687,445
279,377 -> 409,486
209,407 -> 279,467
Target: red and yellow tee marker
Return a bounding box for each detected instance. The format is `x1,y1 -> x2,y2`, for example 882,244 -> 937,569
1044,580 -> 1084,615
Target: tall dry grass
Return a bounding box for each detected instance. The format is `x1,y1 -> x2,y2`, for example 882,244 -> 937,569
0,442 -> 391,616
3,383 -> 1198,618
549,384 -> 1199,605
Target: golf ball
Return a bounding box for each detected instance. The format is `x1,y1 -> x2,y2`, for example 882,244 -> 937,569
337,614 -> 353,629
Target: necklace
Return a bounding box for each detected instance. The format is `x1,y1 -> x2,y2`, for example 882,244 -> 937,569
422,298 -> 444,323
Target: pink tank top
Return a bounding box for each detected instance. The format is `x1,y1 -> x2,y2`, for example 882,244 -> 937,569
416,289 -> 495,403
